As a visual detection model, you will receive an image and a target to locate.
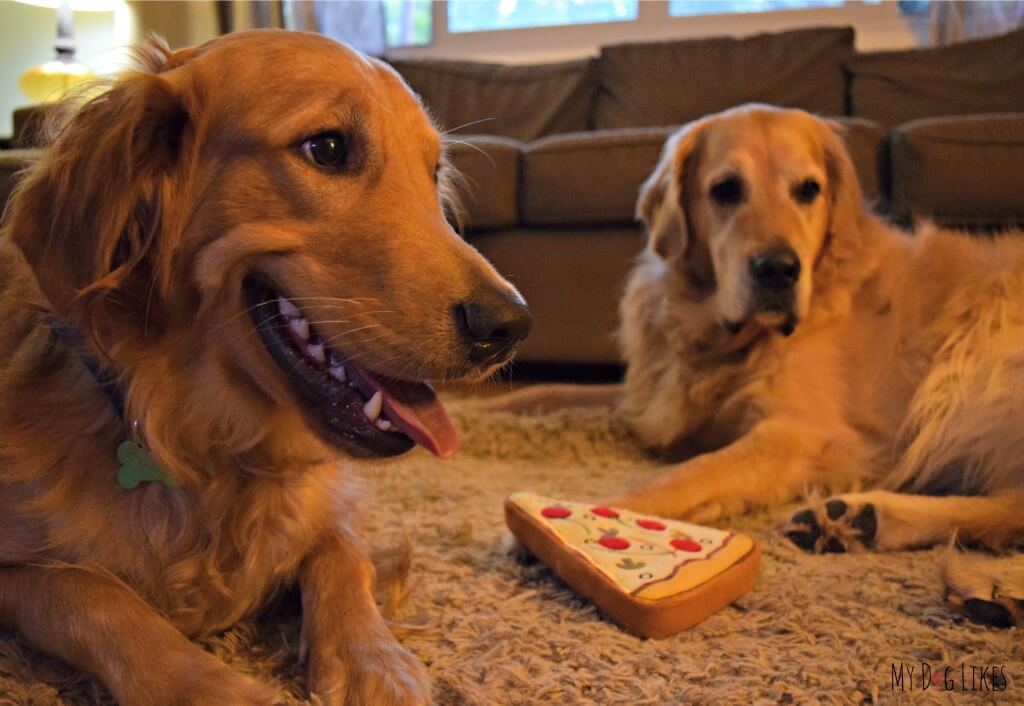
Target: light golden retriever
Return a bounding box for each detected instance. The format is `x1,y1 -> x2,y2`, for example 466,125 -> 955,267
0,31 -> 530,705
483,104 -> 1024,628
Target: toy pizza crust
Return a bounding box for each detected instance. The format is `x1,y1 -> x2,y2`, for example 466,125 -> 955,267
505,492 -> 760,639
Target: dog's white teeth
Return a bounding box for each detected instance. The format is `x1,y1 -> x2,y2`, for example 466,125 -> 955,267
306,342 -> 325,364
289,317 -> 310,340
278,297 -> 301,319
363,391 -> 383,421
375,419 -> 392,431
329,365 -> 347,382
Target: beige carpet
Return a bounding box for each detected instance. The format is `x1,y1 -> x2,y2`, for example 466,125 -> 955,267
1,406 -> 1021,705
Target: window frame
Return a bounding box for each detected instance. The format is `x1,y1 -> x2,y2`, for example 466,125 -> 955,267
445,0 -> 641,35
386,0 -> 927,58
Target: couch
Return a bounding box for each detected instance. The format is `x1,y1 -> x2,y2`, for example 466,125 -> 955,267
3,26 -> 1023,366
391,25 -> 1024,365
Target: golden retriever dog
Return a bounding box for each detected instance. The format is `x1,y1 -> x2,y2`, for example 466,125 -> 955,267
482,104 -> 1024,628
0,30 -> 530,705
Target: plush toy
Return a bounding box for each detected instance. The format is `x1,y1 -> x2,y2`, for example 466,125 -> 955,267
505,492 -> 760,638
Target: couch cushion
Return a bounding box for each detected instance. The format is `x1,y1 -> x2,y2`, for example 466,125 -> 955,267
847,28 -> 1024,128
446,135 -> 523,232
594,27 -> 854,130
389,58 -> 598,141
521,119 -> 885,227
0,149 -> 36,213
833,116 -> 887,205
521,127 -> 676,227
472,227 -> 643,363
889,113 -> 1024,228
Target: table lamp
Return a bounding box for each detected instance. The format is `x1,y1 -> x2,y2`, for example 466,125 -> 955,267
17,0 -> 99,103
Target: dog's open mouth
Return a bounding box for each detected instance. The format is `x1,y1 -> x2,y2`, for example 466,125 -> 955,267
245,277 -> 459,459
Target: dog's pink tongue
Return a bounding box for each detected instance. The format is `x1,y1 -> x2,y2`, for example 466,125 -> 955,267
351,368 -> 460,458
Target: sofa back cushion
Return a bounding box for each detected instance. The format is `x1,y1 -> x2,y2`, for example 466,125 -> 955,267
888,113 -> 1024,229
519,117 -> 886,228
847,28 -> 1024,127
389,57 -> 598,141
594,26 -> 854,130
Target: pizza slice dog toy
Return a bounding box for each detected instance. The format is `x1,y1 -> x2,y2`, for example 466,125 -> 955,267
505,492 -> 760,639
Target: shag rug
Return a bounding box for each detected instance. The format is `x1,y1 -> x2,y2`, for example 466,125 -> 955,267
1,405 -> 1021,705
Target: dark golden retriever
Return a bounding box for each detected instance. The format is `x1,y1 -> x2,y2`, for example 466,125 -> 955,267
481,104 -> 1024,627
0,31 -> 530,705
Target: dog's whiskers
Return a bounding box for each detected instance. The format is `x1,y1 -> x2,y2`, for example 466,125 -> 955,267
443,138 -> 495,167
208,298 -> 387,336
441,117 -> 495,136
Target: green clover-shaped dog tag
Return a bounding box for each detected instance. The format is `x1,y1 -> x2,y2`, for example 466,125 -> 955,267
116,441 -> 178,489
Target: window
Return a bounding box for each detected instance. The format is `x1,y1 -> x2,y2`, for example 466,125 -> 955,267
448,0 -> 639,34
378,0 -> 922,48
668,0 -> 843,17
897,0 -> 930,15
384,0 -> 432,47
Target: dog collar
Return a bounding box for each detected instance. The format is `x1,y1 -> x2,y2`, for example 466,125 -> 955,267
46,316 -> 178,490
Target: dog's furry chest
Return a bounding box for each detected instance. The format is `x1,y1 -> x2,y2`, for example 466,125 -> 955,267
618,258 -> 774,453
0,268 -> 341,637
1,415 -> 338,637
621,324 -> 770,455
124,466 -> 340,636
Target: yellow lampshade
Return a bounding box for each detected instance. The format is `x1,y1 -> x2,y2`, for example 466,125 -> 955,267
19,58 -> 95,103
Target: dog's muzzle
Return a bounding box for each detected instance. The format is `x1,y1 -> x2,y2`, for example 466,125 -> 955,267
749,245 -> 800,335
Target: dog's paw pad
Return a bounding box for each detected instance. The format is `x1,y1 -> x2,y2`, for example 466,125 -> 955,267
962,598 -> 1015,628
824,499 -> 847,520
782,497 -> 877,554
822,537 -> 847,553
784,509 -> 821,551
849,503 -> 877,539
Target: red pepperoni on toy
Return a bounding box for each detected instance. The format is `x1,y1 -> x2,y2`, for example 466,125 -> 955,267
637,519 -> 666,531
541,506 -> 571,519
598,536 -> 630,550
671,538 -> 702,552
591,506 -> 619,518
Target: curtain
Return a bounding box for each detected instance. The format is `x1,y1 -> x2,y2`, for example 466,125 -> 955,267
931,1 -> 1024,45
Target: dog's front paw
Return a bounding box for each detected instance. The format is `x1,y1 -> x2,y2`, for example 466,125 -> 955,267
309,637 -> 430,706
943,549 -> 1024,629
781,496 -> 878,553
166,656 -> 279,706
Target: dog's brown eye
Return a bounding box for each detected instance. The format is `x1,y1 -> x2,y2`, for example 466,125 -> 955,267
710,176 -> 744,206
794,178 -> 821,204
302,133 -> 348,170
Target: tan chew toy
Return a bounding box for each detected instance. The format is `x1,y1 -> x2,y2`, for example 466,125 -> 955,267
505,492 -> 760,638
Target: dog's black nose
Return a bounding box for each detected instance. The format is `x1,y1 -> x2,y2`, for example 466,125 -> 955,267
750,247 -> 801,290
454,291 -> 532,365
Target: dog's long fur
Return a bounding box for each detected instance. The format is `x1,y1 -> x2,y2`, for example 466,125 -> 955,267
482,105 -> 1024,624
0,31 -> 526,704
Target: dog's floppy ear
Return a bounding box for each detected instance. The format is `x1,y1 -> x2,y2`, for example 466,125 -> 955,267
636,120 -> 706,263
9,72 -> 189,334
814,119 -> 865,286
